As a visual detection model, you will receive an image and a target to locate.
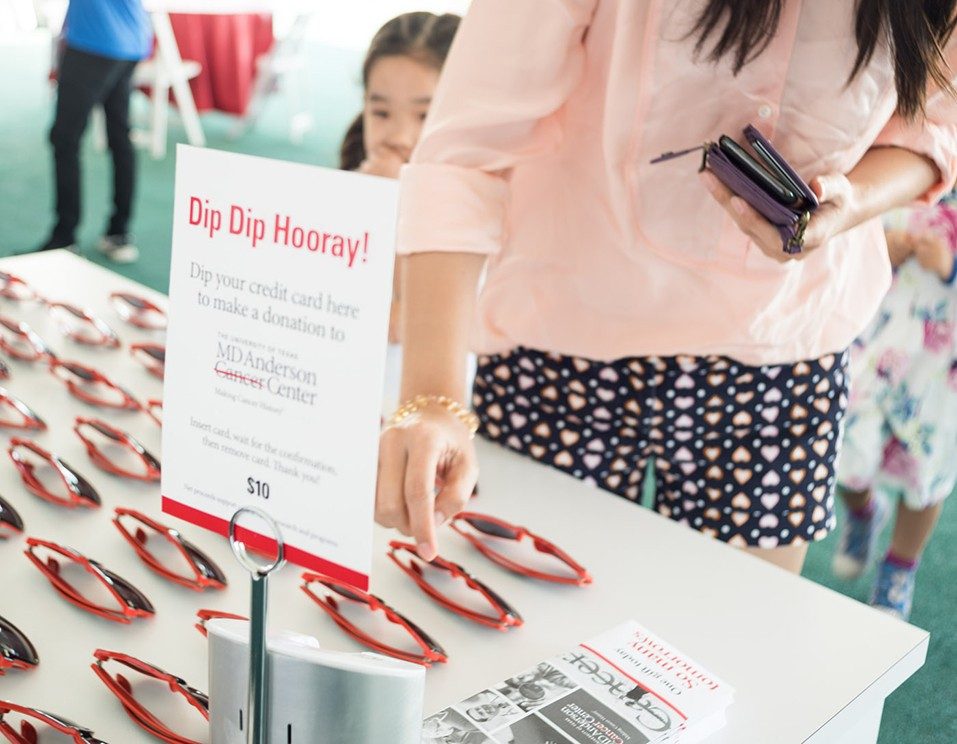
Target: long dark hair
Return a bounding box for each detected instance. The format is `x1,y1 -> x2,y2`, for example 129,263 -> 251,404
339,12 -> 461,171
691,0 -> 957,118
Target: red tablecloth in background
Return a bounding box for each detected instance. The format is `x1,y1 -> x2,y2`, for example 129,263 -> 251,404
168,13 -> 274,115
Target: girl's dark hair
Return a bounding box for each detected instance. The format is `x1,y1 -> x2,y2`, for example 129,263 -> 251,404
340,12 -> 461,171
691,0 -> 957,119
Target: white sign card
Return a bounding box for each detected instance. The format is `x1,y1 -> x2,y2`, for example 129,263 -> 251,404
162,145 -> 397,590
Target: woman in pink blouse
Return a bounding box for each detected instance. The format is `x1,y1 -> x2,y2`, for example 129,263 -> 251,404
377,0 -> 957,573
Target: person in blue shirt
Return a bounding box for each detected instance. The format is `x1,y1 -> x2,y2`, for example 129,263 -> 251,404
38,0 -> 153,263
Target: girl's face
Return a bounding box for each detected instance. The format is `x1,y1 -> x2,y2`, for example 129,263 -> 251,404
363,55 -> 439,166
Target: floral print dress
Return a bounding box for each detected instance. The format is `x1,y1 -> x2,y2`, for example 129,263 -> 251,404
839,195 -> 957,509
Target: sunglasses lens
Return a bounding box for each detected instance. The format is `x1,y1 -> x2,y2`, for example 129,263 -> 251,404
13,444 -> 97,507
50,305 -> 98,343
400,615 -> 447,658
310,579 -> 442,662
144,346 -> 165,363
0,616 -> 39,668
29,544 -> 127,614
0,390 -> 43,430
180,540 -> 227,587
120,513 -> 225,588
82,422 -> 155,479
462,516 -> 585,583
0,496 -> 24,534
0,320 -> 40,359
96,564 -> 155,614
97,656 -> 207,741
326,581 -> 370,604
112,293 -> 168,329
465,516 -> 520,539
58,365 -> 132,409
132,345 -> 166,376
398,548 -> 520,626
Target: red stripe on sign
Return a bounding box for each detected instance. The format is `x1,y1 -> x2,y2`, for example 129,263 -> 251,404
161,496 -> 369,591
579,643 -> 688,721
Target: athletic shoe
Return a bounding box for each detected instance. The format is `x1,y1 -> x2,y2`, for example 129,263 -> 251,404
870,558 -> 916,621
831,493 -> 889,579
97,234 -> 139,264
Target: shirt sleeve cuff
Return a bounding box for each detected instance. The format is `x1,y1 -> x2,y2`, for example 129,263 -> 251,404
396,163 -> 509,257
874,116 -> 957,205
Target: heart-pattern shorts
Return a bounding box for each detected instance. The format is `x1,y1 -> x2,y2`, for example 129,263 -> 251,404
472,347 -> 849,548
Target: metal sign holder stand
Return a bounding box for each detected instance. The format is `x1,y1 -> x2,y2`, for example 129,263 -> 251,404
228,507 -> 286,744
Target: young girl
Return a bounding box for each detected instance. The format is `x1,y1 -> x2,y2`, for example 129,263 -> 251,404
339,12 -> 461,342
833,193 -> 957,620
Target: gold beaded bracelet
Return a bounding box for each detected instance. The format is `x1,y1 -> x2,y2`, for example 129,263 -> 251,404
386,394 -> 480,437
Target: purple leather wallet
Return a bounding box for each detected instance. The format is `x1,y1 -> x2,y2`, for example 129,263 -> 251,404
652,125 -> 818,255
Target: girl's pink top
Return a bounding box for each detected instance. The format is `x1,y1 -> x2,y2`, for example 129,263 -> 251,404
396,0 -> 957,365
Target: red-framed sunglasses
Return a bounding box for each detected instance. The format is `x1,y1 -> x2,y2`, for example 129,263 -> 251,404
24,538 -> 155,623
0,388 -> 45,431
130,342 -> 165,378
0,616 -> 38,676
73,417 -> 160,481
0,496 -> 24,539
450,512 -> 593,586
0,272 -> 42,303
0,316 -> 54,362
194,608 -> 247,637
145,399 -> 163,426
0,701 -> 107,743
300,572 -> 448,667
8,438 -> 101,509
388,541 -> 523,631
109,291 -> 168,331
47,302 -> 120,348
92,649 -> 208,744
113,509 -> 227,592
49,359 -> 140,410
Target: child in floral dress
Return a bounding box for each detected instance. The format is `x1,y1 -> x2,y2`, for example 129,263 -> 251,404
833,192 -> 957,620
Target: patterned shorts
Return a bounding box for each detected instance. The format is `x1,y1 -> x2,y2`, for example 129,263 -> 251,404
473,348 -> 849,548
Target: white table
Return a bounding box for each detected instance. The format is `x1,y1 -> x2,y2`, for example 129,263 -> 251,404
0,251 -> 929,743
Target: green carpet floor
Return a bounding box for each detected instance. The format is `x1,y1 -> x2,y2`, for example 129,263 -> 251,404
1,32 -> 953,743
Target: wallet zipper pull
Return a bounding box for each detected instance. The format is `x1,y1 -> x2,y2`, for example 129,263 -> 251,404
649,143 -> 708,165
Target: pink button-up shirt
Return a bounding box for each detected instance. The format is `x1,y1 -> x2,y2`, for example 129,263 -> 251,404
397,0 -> 957,366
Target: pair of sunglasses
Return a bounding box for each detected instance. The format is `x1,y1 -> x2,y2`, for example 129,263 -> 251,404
114,509 -> 227,592
450,512 -> 593,586
301,573 -> 447,667
8,438 -> 101,509
0,496 -> 23,539
130,343 -> 165,378
0,617 -> 38,676
24,538 -> 154,624
0,315 -> 54,362
47,302 -> 120,348
92,650 -> 207,744
0,388 -> 45,431
74,417 -> 160,482
110,292 -> 167,331
0,272 -> 43,303
0,701 -> 107,743
388,541 -> 522,631
49,359 -> 140,410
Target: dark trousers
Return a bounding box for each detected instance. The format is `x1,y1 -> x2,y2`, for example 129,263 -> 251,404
50,46 -> 138,243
